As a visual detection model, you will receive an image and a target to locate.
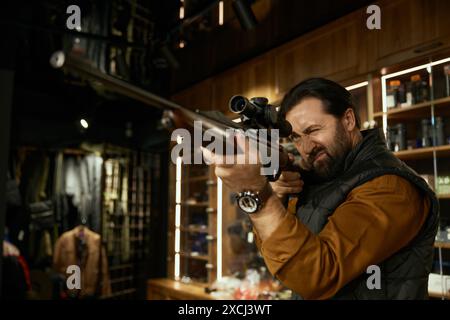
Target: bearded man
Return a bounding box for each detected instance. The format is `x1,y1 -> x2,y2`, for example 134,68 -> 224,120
203,78 -> 438,300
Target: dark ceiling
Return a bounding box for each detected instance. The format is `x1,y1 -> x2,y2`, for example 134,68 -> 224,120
170,0 -> 374,92
0,0 -> 373,150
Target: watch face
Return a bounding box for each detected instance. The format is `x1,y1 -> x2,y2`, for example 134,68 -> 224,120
237,194 -> 260,213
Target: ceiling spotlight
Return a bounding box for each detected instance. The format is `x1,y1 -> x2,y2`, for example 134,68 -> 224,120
232,0 -> 257,30
160,44 -> 180,69
80,119 -> 89,129
49,50 -> 66,69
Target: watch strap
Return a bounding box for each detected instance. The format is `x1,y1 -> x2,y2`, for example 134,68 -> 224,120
256,182 -> 273,207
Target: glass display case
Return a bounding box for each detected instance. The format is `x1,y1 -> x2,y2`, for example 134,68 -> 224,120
375,56 -> 450,299
166,122 -> 293,299
173,157 -> 218,285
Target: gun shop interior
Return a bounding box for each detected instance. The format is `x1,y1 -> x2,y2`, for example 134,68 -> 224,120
1,0 -> 450,302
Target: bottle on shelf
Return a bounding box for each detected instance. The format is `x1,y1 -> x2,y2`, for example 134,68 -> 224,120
397,83 -> 408,107
411,74 -> 429,104
387,123 -> 406,152
444,64 -> 450,97
434,117 -> 445,146
421,119 -> 433,148
405,82 -> 413,106
386,80 -> 401,109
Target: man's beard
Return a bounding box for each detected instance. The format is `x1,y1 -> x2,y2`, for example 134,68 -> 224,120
306,124 -> 352,183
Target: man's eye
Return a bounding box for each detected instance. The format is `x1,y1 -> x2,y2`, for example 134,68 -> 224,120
290,135 -> 301,142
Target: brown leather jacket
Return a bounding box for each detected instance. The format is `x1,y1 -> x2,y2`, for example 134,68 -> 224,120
53,226 -> 111,298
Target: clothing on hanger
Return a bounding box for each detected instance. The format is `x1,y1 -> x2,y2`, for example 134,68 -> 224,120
53,225 -> 111,298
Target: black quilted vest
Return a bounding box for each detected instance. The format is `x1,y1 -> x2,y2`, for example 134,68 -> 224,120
294,128 -> 439,299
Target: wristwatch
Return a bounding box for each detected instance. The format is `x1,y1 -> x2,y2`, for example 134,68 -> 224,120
236,182 -> 273,214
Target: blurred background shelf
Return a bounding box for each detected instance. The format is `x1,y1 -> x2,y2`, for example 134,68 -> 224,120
434,241 -> 450,249
394,145 -> 450,160
179,252 -> 210,261
180,225 -> 209,233
373,96 -> 450,120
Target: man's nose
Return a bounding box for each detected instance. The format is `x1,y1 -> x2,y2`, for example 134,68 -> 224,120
300,136 -> 316,156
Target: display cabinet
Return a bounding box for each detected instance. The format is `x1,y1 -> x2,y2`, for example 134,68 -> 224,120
374,55 -> 450,299
164,127 -> 289,301
166,144 -> 220,286
167,150 -> 267,287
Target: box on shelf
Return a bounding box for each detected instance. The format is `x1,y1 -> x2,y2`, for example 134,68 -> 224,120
437,176 -> 450,196
419,175 -> 450,196
428,273 -> 450,298
410,74 -> 429,105
385,75 -> 430,109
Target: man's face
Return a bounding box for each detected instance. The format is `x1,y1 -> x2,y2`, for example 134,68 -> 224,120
286,97 -> 353,181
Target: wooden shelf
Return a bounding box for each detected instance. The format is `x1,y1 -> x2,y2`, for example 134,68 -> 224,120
429,291 -> 450,299
434,241 -> 450,249
147,278 -> 215,300
373,96 -> 450,120
179,252 -> 209,261
182,201 -> 210,207
180,225 -> 209,233
439,194 -> 450,199
394,145 -> 450,160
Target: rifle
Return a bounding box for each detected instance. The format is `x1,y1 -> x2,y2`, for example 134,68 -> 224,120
63,54 -> 301,181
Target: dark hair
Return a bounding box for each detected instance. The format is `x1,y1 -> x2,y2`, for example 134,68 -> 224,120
279,78 -> 360,129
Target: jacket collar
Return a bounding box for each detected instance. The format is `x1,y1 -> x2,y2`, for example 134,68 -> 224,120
343,128 -> 388,173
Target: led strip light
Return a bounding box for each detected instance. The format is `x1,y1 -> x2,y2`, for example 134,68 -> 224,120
380,57 -> 450,136
174,136 -> 183,280
216,178 -> 223,281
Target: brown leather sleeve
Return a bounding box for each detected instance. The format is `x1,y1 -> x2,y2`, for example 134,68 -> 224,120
255,175 -> 430,299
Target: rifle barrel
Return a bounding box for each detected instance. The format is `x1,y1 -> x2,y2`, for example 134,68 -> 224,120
63,54 -> 292,174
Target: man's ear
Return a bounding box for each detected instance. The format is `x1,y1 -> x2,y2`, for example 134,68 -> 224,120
341,108 -> 357,132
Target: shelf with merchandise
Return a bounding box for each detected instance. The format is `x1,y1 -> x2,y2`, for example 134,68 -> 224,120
180,252 -> 210,261
182,201 -> 210,207
377,56 -> 450,300
435,241 -> 450,249
378,58 -> 450,155
373,96 -> 450,120
180,224 -> 210,233
169,148 -> 220,286
393,145 -> 450,160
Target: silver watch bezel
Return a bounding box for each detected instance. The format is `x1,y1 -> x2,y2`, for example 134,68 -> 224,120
236,191 -> 262,214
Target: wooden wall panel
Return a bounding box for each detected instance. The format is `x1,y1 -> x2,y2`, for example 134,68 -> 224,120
273,12 -> 366,98
172,79 -> 213,111
173,0 -> 450,107
212,53 -> 276,115
372,0 -> 450,68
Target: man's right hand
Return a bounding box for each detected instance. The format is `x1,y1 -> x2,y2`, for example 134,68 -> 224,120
270,171 -> 304,202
